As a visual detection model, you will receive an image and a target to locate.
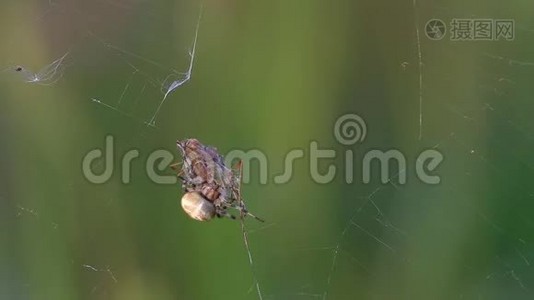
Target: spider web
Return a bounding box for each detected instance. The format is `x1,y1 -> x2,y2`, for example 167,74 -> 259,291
0,0 -> 202,128
0,0 -> 269,298
257,1 -> 534,299
2,0 -> 534,299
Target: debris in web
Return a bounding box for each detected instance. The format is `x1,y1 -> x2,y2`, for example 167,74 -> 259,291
2,51 -> 70,86
16,205 -> 59,229
16,205 -> 39,218
82,264 -> 118,283
148,6 -> 203,127
86,5 -> 203,128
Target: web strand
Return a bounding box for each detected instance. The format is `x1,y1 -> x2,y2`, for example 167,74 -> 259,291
413,0 -> 424,140
237,160 -> 264,300
148,5 -> 203,127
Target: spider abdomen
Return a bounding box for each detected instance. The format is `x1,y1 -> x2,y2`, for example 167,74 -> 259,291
181,192 -> 216,221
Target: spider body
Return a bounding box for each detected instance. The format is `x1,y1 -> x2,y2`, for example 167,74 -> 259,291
175,139 -> 263,222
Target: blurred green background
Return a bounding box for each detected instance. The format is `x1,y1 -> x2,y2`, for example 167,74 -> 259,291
1,0 -> 534,299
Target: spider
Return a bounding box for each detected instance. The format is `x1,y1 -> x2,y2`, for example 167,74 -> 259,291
172,138 -> 264,222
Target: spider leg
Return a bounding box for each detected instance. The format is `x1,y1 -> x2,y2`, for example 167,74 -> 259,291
170,162 -> 191,190
234,160 -> 265,222
170,162 -> 187,180
244,211 -> 265,223
216,209 -> 237,220
233,203 -> 265,223
235,160 -> 245,221
169,162 -> 183,172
